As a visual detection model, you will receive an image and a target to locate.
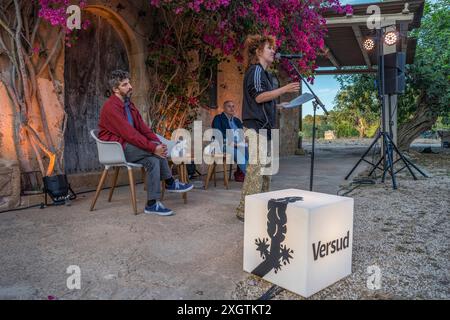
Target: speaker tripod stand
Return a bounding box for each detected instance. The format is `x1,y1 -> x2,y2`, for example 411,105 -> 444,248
345,27 -> 428,189
345,129 -> 428,189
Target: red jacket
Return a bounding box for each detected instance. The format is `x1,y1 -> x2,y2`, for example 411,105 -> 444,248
98,95 -> 160,153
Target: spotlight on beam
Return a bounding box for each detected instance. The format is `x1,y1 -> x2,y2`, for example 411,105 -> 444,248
384,31 -> 398,46
363,38 -> 375,51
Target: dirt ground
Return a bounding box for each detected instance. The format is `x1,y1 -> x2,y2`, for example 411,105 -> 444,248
0,139 -> 448,300
232,148 -> 450,300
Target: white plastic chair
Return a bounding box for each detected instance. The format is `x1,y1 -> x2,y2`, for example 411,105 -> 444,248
90,129 -> 145,215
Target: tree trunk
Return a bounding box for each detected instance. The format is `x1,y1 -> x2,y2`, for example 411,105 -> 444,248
1,2 -> 66,180
397,93 -> 438,150
357,118 -> 366,138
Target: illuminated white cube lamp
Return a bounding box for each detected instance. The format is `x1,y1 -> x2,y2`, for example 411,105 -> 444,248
243,189 -> 354,298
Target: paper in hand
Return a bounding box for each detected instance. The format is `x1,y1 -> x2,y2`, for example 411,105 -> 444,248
282,93 -> 315,109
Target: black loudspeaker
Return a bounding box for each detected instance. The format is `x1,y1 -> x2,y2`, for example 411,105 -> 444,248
43,174 -> 76,205
383,52 -> 406,94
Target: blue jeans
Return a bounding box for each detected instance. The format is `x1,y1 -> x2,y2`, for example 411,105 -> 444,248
124,143 -> 172,201
225,145 -> 248,174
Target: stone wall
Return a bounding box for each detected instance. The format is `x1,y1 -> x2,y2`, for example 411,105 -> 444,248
215,56 -> 245,120
212,58 -> 300,157
0,2 -> 302,210
0,82 -> 16,161
277,106 -> 300,157
0,0 -> 153,209
0,160 -> 20,211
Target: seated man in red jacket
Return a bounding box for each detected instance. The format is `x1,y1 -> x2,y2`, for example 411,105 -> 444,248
98,70 -> 193,216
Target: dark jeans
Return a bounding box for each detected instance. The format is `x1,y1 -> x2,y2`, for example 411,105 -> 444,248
124,143 -> 172,201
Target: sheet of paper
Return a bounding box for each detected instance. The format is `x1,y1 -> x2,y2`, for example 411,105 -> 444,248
283,92 -> 314,109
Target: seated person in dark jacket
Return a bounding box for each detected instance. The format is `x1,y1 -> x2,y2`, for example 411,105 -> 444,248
211,100 -> 248,181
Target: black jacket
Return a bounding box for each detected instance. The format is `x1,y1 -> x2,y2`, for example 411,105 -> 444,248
212,112 -> 243,142
242,63 -> 276,132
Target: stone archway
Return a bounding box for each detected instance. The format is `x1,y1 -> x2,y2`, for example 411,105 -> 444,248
63,5 -> 149,174
84,4 -> 150,109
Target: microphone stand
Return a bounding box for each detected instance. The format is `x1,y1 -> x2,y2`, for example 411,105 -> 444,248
287,60 -> 329,191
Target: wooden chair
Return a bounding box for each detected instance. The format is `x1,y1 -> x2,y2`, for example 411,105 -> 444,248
203,153 -> 231,190
161,158 -> 190,204
156,135 -> 191,204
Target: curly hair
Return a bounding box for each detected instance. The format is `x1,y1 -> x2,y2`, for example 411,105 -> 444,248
108,70 -> 130,90
243,35 -> 276,70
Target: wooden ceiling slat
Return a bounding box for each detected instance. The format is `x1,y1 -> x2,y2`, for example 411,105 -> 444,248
315,0 -> 424,69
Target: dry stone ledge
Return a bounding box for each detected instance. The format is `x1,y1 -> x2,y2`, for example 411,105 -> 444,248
0,159 -> 20,211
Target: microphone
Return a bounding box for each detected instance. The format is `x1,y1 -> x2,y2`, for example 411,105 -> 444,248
275,53 -> 303,59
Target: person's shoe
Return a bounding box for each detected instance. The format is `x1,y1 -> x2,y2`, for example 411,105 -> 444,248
166,179 -> 194,193
144,201 -> 174,216
234,171 -> 245,182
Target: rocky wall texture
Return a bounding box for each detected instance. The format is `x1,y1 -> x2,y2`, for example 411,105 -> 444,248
0,160 -> 20,211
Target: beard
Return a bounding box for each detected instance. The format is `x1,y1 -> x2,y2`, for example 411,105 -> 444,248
120,90 -> 132,99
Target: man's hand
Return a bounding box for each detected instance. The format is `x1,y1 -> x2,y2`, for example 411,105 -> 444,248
154,144 -> 168,158
282,82 -> 301,94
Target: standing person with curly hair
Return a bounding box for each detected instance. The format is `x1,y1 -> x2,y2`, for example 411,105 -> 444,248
236,35 -> 300,221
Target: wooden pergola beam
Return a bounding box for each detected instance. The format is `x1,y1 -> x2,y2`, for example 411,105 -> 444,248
315,68 -> 377,75
324,46 -> 341,69
399,22 -> 409,53
326,12 -> 414,28
352,25 -> 372,68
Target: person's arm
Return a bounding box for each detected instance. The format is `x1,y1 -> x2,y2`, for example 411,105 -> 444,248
134,108 -> 161,144
248,65 -> 300,104
255,84 -> 300,103
212,115 -> 221,130
104,104 -> 158,153
212,114 -> 226,140
235,118 -> 243,130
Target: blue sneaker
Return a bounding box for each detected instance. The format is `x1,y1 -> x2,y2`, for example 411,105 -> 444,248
144,201 -> 174,216
166,179 -> 194,193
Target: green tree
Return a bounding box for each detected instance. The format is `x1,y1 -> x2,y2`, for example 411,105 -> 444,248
397,0 -> 450,149
334,0 -> 450,149
333,74 -> 380,138
302,114 -> 333,138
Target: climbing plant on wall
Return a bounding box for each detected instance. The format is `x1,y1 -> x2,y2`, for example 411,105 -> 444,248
38,0 -> 352,137
0,0 -> 351,175
145,0 -> 352,135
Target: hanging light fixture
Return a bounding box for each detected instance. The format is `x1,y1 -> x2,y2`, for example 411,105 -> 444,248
384,31 -> 398,46
363,38 -> 375,51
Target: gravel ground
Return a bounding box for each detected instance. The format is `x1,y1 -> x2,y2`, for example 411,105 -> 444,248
303,137 -> 442,148
232,149 -> 450,300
